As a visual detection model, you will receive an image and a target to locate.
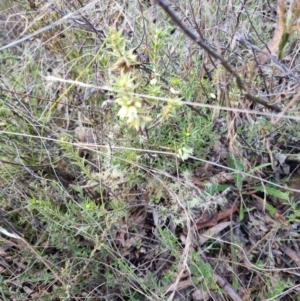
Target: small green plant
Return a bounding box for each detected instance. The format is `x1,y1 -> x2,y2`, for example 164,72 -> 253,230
265,275 -> 292,300
190,250 -> 218,292
1,0 -> 300,300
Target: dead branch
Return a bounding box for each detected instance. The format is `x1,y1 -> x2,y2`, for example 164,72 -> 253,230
155,0 -> 282,112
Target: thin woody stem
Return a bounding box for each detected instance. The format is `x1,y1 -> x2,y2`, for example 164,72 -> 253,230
155,0 -> 282,112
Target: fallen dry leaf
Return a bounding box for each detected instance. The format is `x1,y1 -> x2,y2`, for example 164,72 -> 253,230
199,221 -> 232,245
195,206 -> 237,230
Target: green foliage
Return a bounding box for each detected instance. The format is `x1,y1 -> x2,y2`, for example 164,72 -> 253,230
190,250 -> 218,291
158,228 -> 179,255
1,0 -> 300,300
254,184 -> 289,201
227,154 -> 244,190
265,275 -> 292,300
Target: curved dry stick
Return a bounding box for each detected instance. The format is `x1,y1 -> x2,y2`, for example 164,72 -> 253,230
213,273 -> 243,301
155,0 -> 282,112
256,0 -> 285,64
256,0 -> 300,65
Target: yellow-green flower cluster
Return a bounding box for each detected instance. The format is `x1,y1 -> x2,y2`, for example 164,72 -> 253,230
107,28 -> 151,130
114,73 -> 151,130
176,146 -> 193,161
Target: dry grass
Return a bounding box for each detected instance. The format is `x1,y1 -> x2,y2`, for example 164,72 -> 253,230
0,0 -> 300,300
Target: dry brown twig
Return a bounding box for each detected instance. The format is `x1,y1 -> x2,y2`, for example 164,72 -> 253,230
257,0 -> 300,64
155,0 -> 282,112
256,0 -> 285,64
